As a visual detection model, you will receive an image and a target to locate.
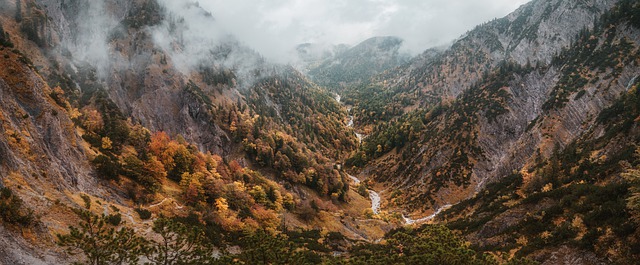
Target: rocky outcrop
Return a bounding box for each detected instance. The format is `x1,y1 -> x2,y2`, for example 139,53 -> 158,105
0,52 -> 93,191
381,0 -> 617,101
0,46 -> 96,265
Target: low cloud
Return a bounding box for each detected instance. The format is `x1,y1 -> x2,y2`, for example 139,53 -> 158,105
195,0 -> 530,62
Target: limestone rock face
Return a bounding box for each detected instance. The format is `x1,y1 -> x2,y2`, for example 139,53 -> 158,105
0,54 -> 93,192
363,0 -> 638,213
0,51 -> 93,264
31,0 -> 235,154
383,0 -> 617,100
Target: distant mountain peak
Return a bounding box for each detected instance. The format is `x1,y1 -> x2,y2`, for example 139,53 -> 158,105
302,35 -> 410,91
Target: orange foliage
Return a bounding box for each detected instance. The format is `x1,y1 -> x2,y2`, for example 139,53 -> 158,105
251,205 -> 279,230
81,107 -> 104,133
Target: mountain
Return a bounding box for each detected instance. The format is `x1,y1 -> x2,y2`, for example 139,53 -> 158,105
0,0 -> 377,263
346,0 -> 623,207
343,0 -> 640,262
294,42 -> 349,73
1,0 -> 640,264
346,0 -> 616,125
305,36 -> 411,91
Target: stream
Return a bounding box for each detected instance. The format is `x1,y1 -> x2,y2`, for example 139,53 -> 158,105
337,94 -> 379,214
402,204 -> 452,225
346,115 -> 363,144
346,173 -> 381,215
337,93 -> 441,222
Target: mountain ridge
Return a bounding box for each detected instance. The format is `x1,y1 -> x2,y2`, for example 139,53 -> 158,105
0,0 -> 639,263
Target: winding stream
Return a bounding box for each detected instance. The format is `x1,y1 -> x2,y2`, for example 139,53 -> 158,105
346,174 -> 381,215
402,204 -> 452,225
337,93 -> 441,221
369,190 -> 381,215
347,174 -> 361,185
337,94 -> 379,215
346,115 -> 364,144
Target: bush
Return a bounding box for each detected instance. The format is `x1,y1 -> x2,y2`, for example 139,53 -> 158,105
357,183 -> 369,197
135,208 -> 152,220
0,187 -> 34,226
92,154 -> 121,180
80,193 -> 91,209
57,210 -> 145,265
105,213 -> 122,226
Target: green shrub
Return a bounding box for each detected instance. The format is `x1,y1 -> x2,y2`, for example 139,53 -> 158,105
134,208 -> 152,220
92,154 -> 121,180
105,213 -> 122,226
0,187 -> 34,226
80,193 -> 91,209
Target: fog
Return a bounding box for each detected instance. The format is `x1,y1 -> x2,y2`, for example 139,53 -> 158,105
64,0 -> 123,76
195,0 -> 531,62
62,0 -> 530,80
152,0 -> 274,85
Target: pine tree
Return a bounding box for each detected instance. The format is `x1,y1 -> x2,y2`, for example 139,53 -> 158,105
145,217 -> 216,265
56,210 -> 146,265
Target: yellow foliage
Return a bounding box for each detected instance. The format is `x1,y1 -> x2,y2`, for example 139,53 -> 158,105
68,107 -> 82,119
215,198 -> 229,212
233,181 -> 246,192
101,137 -> 112,150
516,236 -> 528,246
81,107 -> 104,132
180,172 -> 204,205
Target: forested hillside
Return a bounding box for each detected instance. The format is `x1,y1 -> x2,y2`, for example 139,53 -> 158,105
0,0 -> 639,264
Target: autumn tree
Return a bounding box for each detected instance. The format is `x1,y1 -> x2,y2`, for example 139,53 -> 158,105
180,172 -> 205,206
128,123 -> 151,155
149,132 -> 194,182
121,154 -> 163,193
81,107 -> 104,133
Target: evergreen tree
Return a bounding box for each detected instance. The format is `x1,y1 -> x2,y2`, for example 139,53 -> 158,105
56,210 -> 146,265
145,217 -> 217,265
238,229 -> 292,264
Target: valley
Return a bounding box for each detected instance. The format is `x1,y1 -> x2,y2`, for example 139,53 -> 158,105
0,0 -> 639,264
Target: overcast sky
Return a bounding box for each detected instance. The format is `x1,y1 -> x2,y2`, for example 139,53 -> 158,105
196,0 -> 530,62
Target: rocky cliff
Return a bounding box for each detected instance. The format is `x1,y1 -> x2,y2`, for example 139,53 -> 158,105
345,0 -> 640,261
0,0 -> 366,263
347,0 -> 626,207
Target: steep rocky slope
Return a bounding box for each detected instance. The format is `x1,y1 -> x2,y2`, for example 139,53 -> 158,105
347,0 -> 616,125
1,0 -> 639,263
0,0 -> 377,263
347,0 -> 630,210
342,0 -> 640,262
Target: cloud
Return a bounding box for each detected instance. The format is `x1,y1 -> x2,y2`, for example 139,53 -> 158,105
195,0 -> 530,62
64,0 -> 121,76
